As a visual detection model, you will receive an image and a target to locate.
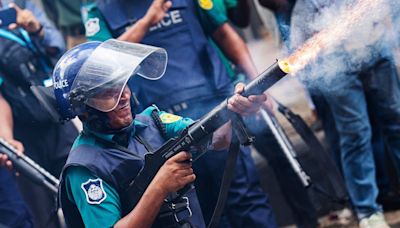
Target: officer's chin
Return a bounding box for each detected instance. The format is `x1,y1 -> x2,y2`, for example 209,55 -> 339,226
108,113 -> 134,130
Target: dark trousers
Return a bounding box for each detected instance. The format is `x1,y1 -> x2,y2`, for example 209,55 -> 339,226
0,168 -> 33,228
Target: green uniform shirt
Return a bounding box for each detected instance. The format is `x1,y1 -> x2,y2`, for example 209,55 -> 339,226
81,2 -> 113,41
196,0 -> 230,35
196,0 -> 240,80
65,106 -> 193,227
65,167 -> 121,228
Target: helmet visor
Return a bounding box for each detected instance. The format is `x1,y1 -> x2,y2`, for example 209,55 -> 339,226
70,39 -> 167,112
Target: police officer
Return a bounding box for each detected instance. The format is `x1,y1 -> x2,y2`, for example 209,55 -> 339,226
0,0 -> 77,227
81,1 -> 277,227
50,39 -> 267,227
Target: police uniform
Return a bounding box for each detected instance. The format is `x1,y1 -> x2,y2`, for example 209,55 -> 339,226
0,168 -> 32,227
81,1 -> 277,227
60,106 -> 206,228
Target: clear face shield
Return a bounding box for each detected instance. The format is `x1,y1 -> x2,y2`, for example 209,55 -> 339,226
70,39 -> 167,112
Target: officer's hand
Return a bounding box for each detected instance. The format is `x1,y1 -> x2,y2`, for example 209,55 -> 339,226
0,138 -> 24,171
143,0 -> 172,26
227,83 -> 267,116
8,3 -> 43,35
260,92 -> 275,117
153,151 -> 195,194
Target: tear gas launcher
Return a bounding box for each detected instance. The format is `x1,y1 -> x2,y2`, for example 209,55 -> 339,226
0,138 -> 59,194
124,60 -> 291,209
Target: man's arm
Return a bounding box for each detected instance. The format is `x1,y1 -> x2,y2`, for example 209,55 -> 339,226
210,83 -> 267,150
227,0 -> 251,28
9,2 -> 65,54
114,152 -> 194,227
0,92 -> 24,169
211,23 -> 259,79
118,0 -> 171,43
67,152 -> 194,228
0,93 -> 14,140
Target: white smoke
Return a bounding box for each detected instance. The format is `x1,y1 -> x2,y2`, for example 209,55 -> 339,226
288,0 -> 399,91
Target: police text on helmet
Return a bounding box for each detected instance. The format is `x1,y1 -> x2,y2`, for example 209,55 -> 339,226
54,79 -> 69,89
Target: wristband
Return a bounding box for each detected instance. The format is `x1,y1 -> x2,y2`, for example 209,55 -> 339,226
30,24 -> 43,36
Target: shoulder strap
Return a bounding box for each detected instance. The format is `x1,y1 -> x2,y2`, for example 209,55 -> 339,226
208,133 -> 240,228
82,131 -> 143,160
150,109 -> 168,138
0,29 -> 27,47
134,134 -> 154,153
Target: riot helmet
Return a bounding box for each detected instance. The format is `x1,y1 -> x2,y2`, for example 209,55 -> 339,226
53,39 -> 167,121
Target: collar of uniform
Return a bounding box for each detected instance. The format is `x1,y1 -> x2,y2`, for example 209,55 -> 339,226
133,119 -> 148,133
82,119 -> 148,143
83,124 -> 115,142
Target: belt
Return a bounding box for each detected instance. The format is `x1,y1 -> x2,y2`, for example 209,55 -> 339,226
166,101 -> 189,114
157,197 -> 193,227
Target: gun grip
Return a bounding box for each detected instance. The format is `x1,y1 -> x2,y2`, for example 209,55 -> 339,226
178,183 -> 195,196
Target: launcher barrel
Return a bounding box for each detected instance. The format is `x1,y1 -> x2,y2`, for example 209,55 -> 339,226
188,60 -> 289,144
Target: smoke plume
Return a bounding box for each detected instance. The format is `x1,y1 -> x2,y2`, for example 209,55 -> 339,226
287,0 -> 399,91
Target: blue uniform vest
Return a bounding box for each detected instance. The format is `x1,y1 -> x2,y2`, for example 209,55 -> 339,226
96,0 -> 233,110
59,114 -> 205,228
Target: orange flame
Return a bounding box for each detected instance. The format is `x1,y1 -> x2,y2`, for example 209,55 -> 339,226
283,0 -> 388,75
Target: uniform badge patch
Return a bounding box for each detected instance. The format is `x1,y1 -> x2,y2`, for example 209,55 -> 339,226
81,178 -> 107,205
85,18 -> 100,37
198,0 -> 213,10
160,113 -> 182,124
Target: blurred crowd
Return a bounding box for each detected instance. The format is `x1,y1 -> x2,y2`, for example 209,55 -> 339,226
0,0 -> 399,228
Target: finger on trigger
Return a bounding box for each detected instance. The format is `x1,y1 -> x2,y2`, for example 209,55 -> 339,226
249,95 -> 267,104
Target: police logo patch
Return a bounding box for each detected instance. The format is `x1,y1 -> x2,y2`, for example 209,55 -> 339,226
160,113 -> 182,124
81,178 -> 107,204
85,18 -> 100,37
198,0 -> 213,10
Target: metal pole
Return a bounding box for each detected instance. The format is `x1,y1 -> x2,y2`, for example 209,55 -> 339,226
260,109 -> 311,187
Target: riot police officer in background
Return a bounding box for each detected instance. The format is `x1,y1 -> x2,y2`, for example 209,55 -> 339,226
51,39 -> 268,227
0,0 -> 78,227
